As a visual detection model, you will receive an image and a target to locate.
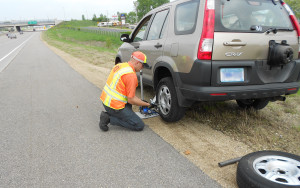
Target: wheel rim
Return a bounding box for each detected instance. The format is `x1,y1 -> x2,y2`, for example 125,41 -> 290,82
253,155 -> 300,185
158,85 -> 171,115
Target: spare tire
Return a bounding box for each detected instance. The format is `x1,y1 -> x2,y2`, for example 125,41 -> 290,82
237,150 -> 300,188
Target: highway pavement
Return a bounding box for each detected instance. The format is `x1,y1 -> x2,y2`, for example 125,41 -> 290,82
0,32 -> 221,187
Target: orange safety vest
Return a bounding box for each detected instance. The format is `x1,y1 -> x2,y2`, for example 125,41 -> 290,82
100,63 -> 135,110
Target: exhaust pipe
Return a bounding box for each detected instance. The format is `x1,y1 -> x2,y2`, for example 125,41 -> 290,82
269,96 -> 286,102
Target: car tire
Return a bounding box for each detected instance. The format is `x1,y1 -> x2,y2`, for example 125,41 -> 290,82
237,150 -> 300,188
236,99 -> 269,110
156,77 -> 185,122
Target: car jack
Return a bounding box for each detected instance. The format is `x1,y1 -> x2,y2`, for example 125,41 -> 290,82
135,70 -> 159,119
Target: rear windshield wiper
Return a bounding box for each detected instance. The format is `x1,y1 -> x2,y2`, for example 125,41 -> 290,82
265,27 -> 293,34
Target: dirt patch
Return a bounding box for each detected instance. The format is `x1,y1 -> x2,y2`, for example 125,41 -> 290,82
144,116 -> 252,187
42,34 -> 300,188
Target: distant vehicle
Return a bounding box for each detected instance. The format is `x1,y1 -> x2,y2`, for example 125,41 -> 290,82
8,33 -> 17,39
19,31 -> 23,34
97,22 -> 113,27
128,25 -> 137,29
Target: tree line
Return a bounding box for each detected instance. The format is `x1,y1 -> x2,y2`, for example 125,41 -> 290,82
82,0 -> 299,24
82,0 -> 170,24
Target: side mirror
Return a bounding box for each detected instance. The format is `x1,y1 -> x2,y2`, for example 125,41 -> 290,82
120,34 -> 130,42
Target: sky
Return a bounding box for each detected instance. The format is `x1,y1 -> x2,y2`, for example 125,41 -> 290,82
0,0 -> 138,21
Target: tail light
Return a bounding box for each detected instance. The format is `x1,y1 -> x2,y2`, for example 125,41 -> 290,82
198,0 -> 215,60
210,93 -> 227,96
281,1 -> 300,58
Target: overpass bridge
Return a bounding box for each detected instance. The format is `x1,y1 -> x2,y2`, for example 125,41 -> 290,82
0,19 -> 63,32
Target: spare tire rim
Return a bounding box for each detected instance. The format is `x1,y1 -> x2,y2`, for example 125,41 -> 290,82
158,85 -> 171,115
253,155 -> 300,185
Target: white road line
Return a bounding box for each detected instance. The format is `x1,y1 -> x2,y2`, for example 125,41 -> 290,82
0,34 -> 35,72
0,34 -> 34,62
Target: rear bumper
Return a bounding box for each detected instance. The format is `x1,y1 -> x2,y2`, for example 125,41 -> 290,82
179,82 -> 299,102
174,59 -> 300,106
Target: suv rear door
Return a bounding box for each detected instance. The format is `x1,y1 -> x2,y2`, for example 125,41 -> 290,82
212,0 -> 298,84
213,0 -> 297,61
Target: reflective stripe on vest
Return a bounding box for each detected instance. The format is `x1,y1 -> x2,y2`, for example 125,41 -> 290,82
110,67 -> 133,90
101,63 -> 134,109
103,83 -> 127,103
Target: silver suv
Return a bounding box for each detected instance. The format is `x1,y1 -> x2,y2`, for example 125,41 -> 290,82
116,0 -> 300,122
7,33 -> 17,39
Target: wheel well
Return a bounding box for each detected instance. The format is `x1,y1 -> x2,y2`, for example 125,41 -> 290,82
154,67 -> 172,90
115,57 -> 121,65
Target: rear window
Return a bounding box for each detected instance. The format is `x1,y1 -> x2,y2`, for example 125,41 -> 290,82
175,0 -> 199,35
215,0 -> 293,32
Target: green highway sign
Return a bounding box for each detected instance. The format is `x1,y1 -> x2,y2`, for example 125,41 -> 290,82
28,21 -> 37,25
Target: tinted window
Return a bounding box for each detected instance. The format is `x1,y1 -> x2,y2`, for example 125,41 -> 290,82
215,0 -> 293,32
175,0 -> 199,35
147,9 -> 169,40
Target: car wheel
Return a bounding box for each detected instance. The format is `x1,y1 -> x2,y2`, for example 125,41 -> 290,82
237,150 -> 300,188
236,99 -> 269,110
156,77 -> 185,122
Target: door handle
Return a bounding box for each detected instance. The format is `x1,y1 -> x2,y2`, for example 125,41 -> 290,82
154,43 -> 163,48
223,41 -> 247,46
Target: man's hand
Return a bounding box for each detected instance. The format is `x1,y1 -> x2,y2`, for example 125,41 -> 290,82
128,96 -> 150,106
142,100 -> 150,107
141,99 -> 150,107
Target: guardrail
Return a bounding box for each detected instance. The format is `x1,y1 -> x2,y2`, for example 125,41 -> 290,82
64,27 -> 125,38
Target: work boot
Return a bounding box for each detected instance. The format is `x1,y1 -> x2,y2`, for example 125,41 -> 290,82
99,111 -> 110,131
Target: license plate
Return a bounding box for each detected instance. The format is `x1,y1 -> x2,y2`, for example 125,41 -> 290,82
220,68 -> 244,82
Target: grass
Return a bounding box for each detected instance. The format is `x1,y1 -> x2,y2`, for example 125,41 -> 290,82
185,93 -> 300,154
44,20 -> 124,52
294,125 -> 300,132
63,20 -> 97,27
43,20 -> 300,156
42,21 -> 120,69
